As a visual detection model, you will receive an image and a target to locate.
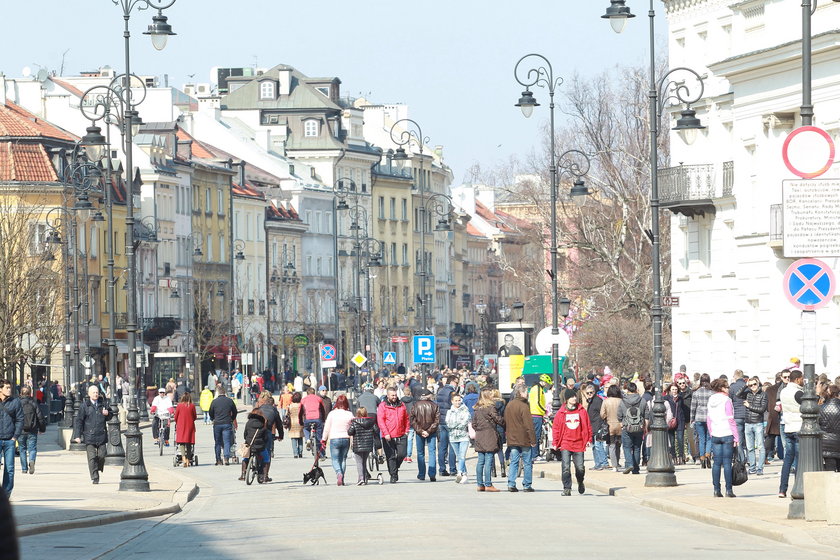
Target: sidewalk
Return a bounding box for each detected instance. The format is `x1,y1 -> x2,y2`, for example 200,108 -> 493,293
10,425 -> 198,537
536,454 -> 838,555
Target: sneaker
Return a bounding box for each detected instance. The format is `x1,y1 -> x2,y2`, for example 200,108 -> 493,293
28,465 -> 34,475
508,486 -> 518,492
357,480 -> 365,486
459,473 -> 469,484
523,487 -> 535,492
623,467 -> 633,474
404,457 -> 413,463
485,486 -> 500,492
429,476 -> 436,482
390,475 -> 398,484
778,492 -> 786,498
756,471 -> 764,476
92,478 -> 99,484
748,468 -> 757,475
562,489 -> 572,496
417,475 -> 425,481
164,441 -> 170,447
440,470 -> 450,477
455,473 -> 463,484
612,467 -> 619,472
533,456 -> 547,464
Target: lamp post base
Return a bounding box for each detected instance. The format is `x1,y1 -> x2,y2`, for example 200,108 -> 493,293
788,498 -> 805,520
119,403 -> 150,492
645,394 -> 678,488
104,410 -> 126,466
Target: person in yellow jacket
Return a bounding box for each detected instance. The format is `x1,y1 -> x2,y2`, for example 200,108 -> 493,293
199,386 -> 214,425
528,374 -> 552,463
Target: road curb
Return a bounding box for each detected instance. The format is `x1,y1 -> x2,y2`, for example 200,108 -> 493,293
16,475 -> 199,538
538,467 -> 834,556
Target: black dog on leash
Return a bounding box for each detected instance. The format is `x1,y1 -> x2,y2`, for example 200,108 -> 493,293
303,463 -> 327,485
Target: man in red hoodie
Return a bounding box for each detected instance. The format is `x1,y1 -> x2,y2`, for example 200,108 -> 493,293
377,387 -> 410,483
552,395 -> 592,496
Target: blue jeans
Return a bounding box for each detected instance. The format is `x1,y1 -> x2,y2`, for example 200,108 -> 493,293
303,419 -> 324,454
694,421 -> 712,457
507,445 -> 533,489
561,449 -> 585,490
1,439 -> 16,496
779,432 -> 799,494
532,416 -> 543,460
18,433 -> 38,472
415,432 -> 437,479
329,438 -> 350,475
450,440 -> 469,475
406,428 -> 415,457
745,422 -> 766,472
437,424 -> 456,473
203,411 -> 210,423
711,435 -> 735,493
675,428 -> 686,459
213,423 -> 233,462
591,439 -> 608,469
476,452 -> 494,487
291,438 -> 303,457
621,431 -> 643,473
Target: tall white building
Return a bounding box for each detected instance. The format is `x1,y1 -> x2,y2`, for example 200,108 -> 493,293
663,0 -> 840,378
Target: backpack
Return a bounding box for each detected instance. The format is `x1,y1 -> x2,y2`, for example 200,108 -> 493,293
622,404 -> 644,433
23,400 -> 45,433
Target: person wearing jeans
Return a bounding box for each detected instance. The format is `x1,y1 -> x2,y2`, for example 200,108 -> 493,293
617,383 -> 648,475
208,386 -> 238,465
507,446 -> 533,491
213,423 -> 233,464
410,390 -> 439,481
707,377 -> 739,497
738,376 -> 768,474
18,386 -> 43,475
711,435 -> 736,496
778,370 -> 804,497
445,395 -> 471,483
690,374 -> 714,467
322,395 -> 354,485
553,394 -> 592,496
504,384 -> 536,491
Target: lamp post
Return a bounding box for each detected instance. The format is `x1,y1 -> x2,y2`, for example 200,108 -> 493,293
601,0 -> 706,487
513,53 -> 592,416
333,177 -> 365,374
230,238 -> 246,374
78,0 -> 178,492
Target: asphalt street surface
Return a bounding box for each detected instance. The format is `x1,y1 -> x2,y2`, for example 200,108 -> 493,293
19,419 -> 837,560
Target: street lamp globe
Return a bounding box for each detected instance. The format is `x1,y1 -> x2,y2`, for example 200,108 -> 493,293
81,125 -> 107,162
673,107 -> 706,145
515,90 -> 539,118
602,0 -> 636,33
144,12 -> 176,51
569,178 -> 590,206
559,296 -> 572,319
512,302 -> 525,322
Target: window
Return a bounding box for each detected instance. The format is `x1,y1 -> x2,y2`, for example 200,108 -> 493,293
390,197 -> 396,220
206,234 -> 213,262
259,300 -> 266,315
402,243 -> 408,265
401,198 -> 407,220
257,214 -> 264,241
391,243 -> 397,265
219,235 -> 225,263
236,299 -> 243,315
245,214 -> 252,241
205,188 -> 211,212
378,196 -> 385,219
325,212 -> 332,234
259,81 -> 275,100
316,257 -> 322,276
29,223 -> 49,255
305,210 -> 312,227
306,255 -> 312,275
304,119 -> 318,137
248,299 -> 255,315
314,211 -> 321,234
218,189 -> 224,214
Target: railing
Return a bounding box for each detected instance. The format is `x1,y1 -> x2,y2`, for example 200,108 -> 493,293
770,204 -> 783,243
659,161 -> 734,203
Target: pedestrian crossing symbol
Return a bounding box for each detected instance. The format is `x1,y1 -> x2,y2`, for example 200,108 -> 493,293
383,351 -> 397,365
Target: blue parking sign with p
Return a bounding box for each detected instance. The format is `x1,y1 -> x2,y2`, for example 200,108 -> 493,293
413,335 -> 435,364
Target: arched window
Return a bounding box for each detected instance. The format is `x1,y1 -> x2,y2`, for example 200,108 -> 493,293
259,81 -> 275,100
304,119 -> 319,137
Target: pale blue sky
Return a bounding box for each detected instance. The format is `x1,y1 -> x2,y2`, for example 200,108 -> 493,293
3,0 -> 665,182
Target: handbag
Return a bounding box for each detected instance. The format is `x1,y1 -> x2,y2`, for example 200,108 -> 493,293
594,422 -> 609,442
467,422 -> 476,440
282,412 -> 291,430
732,454 -> 749,486
238,429 -> 260,460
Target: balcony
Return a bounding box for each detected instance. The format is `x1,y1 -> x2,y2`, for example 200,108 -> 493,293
658,161 -> 734,217
141,317 -> 181,343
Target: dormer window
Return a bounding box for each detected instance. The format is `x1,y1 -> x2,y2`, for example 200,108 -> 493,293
259,80 -> 276,100
304,119 -> 319,137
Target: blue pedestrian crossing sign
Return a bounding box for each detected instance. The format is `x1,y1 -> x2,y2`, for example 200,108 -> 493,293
413,335 -> 435,364
383,351 -> 397,365
783,258 -> 836,311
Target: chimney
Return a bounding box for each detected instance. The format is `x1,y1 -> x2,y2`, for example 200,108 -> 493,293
0,74 -> 6,106
238,160 -> 246,187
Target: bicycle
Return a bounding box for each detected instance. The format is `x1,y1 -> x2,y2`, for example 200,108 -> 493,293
541,416 -> 554,461
365,449 -> 385,485
306,424 -> 319,459
155,414 -> 171,456
245,452 -> 261,485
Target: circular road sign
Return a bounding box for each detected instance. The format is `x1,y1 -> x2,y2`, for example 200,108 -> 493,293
782,126 -> 835,179
783,258 -> 836,311
535,327 -> 571,356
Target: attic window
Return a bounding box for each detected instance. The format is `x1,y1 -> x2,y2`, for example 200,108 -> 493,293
304,119 -> 319,137
316,87 -> 329,97
260,81 -> 275,100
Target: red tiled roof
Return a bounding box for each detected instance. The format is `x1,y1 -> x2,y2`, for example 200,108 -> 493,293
50,78 -> 85,99
176,128 -> 217,160
0,142 -> 58,182
232,181 -> 265,199
0,101 -> 77,142
465,222 -> 484,237
267,200 -> 301,221
473,199 -> 532,234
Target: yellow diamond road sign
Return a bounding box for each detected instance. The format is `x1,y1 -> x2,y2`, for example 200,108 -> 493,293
351,352 -> 367,367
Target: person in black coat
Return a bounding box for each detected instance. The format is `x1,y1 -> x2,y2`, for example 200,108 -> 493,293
241,409 -> 268,483
819,385 -> 840,471
72,385 -> 113,484
347,407 -> 377,484
583,383 -> 609,470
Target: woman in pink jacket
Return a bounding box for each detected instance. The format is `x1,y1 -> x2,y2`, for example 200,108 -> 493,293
707,378 -> 740,498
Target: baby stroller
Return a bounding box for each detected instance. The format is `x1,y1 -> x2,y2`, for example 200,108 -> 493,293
172,436 -> 199,468
229,429 -> 240,464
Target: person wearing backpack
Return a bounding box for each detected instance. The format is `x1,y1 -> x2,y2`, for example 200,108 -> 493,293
18,386 -> 45,475
618,382 -> 648,474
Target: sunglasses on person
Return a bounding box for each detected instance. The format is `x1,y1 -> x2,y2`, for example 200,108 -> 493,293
748,383 -> 757,387
782,376 -> 790,380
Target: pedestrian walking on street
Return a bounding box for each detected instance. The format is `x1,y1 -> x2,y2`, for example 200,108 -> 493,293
553,394 -> 592,496
199,386 -> 213,425
729,369 -> 748,462
322,394 -> 354,485
18,386 -> 45,475
600,385 -> 623,471
528,374 -> 551,463
377,387 -> 410,483
473,389 -> 504,492
301,388 -> 327,457
174,392 -> 197,468
209,384 -> 238,465
675,373 -> 694,464
0,379 -> 24,496
435,376 -> 458,476
778,370 -> 804,498
738,376 -> 768,475
445,394 -> 471,484
491,389 -> 507,477
690,374 -> 714,468
258,392 -> 284,483
400,386 -> 416,463
409,389 -> 439,481
582,383 -> 608,470
348,407 -> 376,484
618,382 -> 648,475
819,384 -> 840,471
287,392 -> 304,458
707,377 -> 739,498
505,384 -> 536,492
72,385 -> 112,484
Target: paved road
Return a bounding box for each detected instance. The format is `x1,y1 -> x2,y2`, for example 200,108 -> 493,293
20,418 -> 836,560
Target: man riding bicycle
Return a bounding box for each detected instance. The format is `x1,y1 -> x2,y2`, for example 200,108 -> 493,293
150,387 -> 175,445
300,387 -> 326,457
